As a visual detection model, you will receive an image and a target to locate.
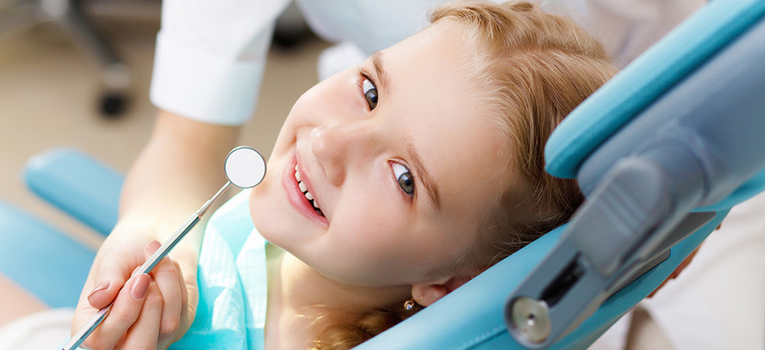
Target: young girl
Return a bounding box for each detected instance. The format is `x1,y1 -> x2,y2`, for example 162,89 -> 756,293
10,1 -> 619,349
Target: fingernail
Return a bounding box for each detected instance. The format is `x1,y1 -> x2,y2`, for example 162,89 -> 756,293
87,282 -> 110,301
145,240 -> 160,256
131,274 -> 150,299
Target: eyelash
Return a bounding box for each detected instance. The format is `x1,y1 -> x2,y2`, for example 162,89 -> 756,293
358,69 -> 372,87
357,69 -> 378,110
390,161 -> 416,202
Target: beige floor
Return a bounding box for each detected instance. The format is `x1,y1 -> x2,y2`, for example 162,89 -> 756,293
0,11 -> 330,250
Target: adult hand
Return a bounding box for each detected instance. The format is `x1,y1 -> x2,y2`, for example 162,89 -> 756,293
71,233 -> 197,349
69,110 -> 237,349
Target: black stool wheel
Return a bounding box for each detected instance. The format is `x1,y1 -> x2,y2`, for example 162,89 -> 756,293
99,91 -> 129,118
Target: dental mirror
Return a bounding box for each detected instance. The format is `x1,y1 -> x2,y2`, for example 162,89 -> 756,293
225,146 -> 266,188
64,146 -> 267,350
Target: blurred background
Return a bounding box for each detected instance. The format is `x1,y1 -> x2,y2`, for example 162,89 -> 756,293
0,0 -> 331,249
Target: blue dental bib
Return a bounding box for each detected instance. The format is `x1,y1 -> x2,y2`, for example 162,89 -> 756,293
170,190 -> 267,350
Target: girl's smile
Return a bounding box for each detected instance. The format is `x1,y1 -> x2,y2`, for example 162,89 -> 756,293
283,150 -> 328,227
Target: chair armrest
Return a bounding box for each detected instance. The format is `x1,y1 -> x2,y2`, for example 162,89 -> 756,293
23,148 -> 124,236
0,200 -> 95,308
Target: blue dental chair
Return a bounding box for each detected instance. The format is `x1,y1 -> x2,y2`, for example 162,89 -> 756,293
2,0 -> 765,348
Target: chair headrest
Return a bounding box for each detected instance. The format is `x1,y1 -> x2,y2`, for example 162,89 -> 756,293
544,0 -> 765,179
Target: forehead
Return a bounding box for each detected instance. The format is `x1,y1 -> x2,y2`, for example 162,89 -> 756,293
380,22 -> 509,218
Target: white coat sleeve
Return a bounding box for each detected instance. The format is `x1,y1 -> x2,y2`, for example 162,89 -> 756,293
149,0 -> 291,125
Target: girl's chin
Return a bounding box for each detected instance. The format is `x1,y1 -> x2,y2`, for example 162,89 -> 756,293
249,208 -> 283,244
249,192 -> 304,247
249,186 -> 281,235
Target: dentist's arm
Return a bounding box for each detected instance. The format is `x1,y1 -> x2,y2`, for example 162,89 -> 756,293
69,0 -> 290,346
115,110 -> 240,281
70,110 -> 240,349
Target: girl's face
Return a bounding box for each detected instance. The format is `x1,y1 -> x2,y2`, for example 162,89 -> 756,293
250,22 -> 513,287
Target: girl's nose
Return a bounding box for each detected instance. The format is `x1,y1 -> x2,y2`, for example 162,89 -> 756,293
310,122 -> 380,186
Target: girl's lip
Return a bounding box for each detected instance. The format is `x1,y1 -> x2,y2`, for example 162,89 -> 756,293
283,152 -> 329,227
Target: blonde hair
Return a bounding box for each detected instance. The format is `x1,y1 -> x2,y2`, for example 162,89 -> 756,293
311,2 -> 618,349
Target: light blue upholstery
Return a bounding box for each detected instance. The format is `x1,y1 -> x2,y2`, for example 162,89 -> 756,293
1,0 -> 763,347
0,149 -> 123,308
24,148 -> 123,236
0,200 -> 95,308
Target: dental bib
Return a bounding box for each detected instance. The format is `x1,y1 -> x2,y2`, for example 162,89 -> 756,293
170,190 -> 267,350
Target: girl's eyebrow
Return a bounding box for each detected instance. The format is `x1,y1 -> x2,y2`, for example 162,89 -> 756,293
371,51 -> 440,211
370,51 -> 389,92
406,141 -> 442,213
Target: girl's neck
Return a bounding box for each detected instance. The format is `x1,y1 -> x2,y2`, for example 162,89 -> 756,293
264,247 -> 410,349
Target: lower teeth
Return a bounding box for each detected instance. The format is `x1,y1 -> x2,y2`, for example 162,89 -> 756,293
305,195 -> 324,217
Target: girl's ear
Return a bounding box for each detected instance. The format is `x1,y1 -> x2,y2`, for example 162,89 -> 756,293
411,275 -> 473,307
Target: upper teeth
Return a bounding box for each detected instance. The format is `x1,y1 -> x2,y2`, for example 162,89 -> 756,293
295,165 -> 320,210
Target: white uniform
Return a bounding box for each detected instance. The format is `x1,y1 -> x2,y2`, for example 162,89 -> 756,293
149,0 -> 707,125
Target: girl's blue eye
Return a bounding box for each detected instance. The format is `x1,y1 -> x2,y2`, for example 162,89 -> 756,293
392,162 -> 415,196
362,77 -> 378,110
